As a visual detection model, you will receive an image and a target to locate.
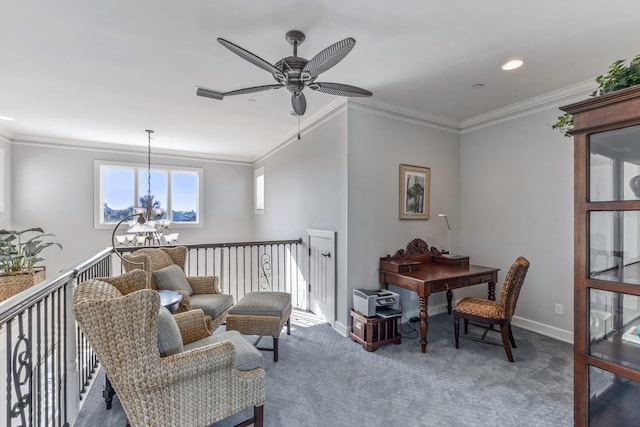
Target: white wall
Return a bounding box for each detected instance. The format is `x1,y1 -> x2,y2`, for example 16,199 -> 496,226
0,136 -> 10,229
253,106 -> 348,328
459,106 -> 574,341
5,97 -> 578,343
10,142 -> 254,275
346,104 -> 461,330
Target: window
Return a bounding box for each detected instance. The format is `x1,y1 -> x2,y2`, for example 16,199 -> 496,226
255,166 -> 265,214
95,161 -> 202,228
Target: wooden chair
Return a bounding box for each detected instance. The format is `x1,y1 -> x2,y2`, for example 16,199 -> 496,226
453,256 -> 530,362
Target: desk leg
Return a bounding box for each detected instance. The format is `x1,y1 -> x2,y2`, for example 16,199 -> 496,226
488,282 -> 496,301
446,289 -> 453,314
419,296 -> 429,353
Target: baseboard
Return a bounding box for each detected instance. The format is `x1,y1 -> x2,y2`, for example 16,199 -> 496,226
402,302 -> 450,323
334,320 -> 347,337
402,305 -> 574,344
511,316 -> 574,344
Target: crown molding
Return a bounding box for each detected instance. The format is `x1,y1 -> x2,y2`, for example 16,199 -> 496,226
0,126 -> 12,141
349,99 -> 460,133
345,80 -> 597,135
253,98 -> 348,164
10,134 -> 253,166
459,79 -> 596,133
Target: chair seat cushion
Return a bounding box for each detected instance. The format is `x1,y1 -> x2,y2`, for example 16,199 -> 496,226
183,330 -> 263,370
228,292 -> 291,317
157,305 -> 184,357
455,297 -> 504,319
189,293 -> 234,318
153,264 -> 194,296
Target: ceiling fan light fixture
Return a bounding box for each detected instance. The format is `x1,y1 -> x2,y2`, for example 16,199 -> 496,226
502,59 -> 524,71
197,30 -> 372,116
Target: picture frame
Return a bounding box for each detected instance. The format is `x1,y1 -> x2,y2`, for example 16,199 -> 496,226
399,164 -> 430,220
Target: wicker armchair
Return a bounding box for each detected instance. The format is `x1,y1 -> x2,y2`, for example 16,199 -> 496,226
72,270 -> 265,427
453,256 -> 530,362
121,246 -> 233,331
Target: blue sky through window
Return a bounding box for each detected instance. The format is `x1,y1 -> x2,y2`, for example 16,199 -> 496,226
172,172 -> 197,211
104,167 -> 134,209
101,164 -> 199,224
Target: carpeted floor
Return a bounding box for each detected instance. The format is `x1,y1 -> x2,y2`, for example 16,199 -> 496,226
74,310 -> 573,427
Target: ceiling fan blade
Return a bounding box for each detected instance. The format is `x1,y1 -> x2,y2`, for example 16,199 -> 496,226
302,37 -> 355,79
196,85 -> 283,101
196,87 -> 225,100
224,84 -> 284,97
309,82 -> 372,97
291,92 -> 307,116
217,38 -> 283,79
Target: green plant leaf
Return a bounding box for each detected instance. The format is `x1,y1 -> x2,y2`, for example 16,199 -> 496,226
554,53 -> 640,136
0,228 -> 61,273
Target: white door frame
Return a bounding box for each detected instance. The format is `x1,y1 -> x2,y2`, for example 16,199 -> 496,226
306,229 -> 336,327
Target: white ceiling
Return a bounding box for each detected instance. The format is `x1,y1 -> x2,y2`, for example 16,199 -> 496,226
1,1 -> 639,162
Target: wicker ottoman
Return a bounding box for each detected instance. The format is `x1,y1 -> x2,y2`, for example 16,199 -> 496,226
226,292 -> 292,362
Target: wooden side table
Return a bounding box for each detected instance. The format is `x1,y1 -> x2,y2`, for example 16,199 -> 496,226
350,309 -> 401,352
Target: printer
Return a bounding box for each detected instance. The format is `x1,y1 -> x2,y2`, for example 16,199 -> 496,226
353,288 -> 401,318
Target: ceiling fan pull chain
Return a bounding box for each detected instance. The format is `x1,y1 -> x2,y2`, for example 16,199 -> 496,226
298,114 -> 301,140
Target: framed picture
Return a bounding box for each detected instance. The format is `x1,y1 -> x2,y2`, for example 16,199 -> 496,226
399,164 -> 430,220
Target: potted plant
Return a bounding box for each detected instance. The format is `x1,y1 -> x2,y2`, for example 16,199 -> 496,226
553,54 -> 640,136
0,227 -> 62,301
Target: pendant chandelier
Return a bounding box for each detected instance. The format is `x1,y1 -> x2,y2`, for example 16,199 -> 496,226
111,130 -> 172,252
128,129 -> 168,233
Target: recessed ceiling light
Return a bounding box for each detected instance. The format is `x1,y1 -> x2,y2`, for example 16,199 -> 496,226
0,115 -> 15,121
502,59 -> 523,71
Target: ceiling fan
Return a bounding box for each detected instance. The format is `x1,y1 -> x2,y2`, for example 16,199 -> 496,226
196,30 -> 372,116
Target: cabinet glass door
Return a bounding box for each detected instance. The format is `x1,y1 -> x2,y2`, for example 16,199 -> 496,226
589,211 -> 640,285
589,365 -> 640,426
590,124 -> 640,202
589,289 -> 640,369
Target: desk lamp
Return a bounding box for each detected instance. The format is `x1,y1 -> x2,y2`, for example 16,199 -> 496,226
438,213 -> 455,257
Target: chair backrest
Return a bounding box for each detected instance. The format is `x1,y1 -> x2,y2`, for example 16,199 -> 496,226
72,272 -> 162,377
122,246 -> 188,289
499,256 -> 530,319
72,272 -> 164,421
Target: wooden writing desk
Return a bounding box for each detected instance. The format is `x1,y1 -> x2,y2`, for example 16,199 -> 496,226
379,239 -> 499,353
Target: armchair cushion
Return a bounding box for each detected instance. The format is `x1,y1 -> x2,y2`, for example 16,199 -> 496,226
157,305 -> 184,357
153,264 -> 194,296
189,293 -> 234,319
183,330 -> 263,371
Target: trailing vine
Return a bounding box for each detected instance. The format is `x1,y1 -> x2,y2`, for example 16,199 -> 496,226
553,53 -> 640,137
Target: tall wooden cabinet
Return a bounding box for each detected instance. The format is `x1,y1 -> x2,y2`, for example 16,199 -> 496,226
562,85 -> 640,426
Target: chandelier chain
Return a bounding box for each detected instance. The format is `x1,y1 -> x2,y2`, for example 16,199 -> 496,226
145,130 -> 153,203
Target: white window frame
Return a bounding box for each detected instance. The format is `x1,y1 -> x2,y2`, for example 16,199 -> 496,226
94,160 -> 203,229
255,166 -> 265,214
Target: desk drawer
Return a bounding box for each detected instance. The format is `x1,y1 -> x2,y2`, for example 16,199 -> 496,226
469,273 -> 495,285
432,279 -> 466,292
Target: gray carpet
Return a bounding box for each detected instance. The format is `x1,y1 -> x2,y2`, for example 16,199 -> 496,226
74,311 -> 573,427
